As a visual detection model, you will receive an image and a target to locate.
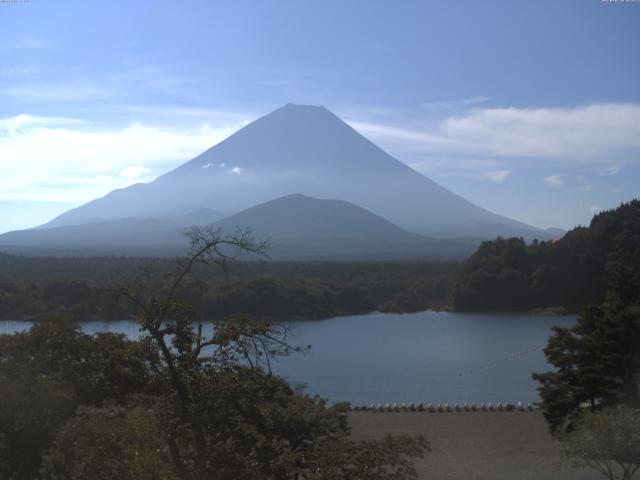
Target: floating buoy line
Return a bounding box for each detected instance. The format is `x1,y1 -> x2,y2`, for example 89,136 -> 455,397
456,345 -> 543,377
350,401 -> 536,413
343,345 -> 546,412
346,346 -> 546,413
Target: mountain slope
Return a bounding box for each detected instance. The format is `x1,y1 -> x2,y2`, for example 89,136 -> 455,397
216,194 -> 422,242
0,209 -> 222,256
0,194 -> 477,259
41,104 -> 547,240
213,194 -> 439,259
0,218 -> 186,256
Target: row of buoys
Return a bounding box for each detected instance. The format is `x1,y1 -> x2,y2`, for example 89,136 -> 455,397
457,347 -> 542,377
351,401 -> 536,413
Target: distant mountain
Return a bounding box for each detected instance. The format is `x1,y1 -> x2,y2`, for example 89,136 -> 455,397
217,194 -> 419,242
40,103 -> 549,240
543,227 -> 566,239
0,194 -> 476,259
0,209 -> 221,256
167,208 -> 223,228
0,217 -> 186,256
213,194 -> 475,260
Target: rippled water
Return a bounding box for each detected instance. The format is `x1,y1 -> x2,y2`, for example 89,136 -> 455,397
0,310 -> 574,405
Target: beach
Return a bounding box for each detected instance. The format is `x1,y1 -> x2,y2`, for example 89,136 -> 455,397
349,411 -> 601,480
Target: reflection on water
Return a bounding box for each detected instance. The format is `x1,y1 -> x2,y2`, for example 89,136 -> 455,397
0,311 -> 574,404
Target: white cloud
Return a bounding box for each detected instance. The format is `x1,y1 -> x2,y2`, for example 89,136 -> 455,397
229,167 -> 243,175
0,114 -> 85,131
6,84 -> 114,102
407,157 -> 501,174
543,174 -> 564,188
349,103 -> 640,165
348,121 -> 452,148
599,165 -> 622,176
590,205 -> 601,214
3,63 -> 218,104
19,37 -> 49,49
0,64 -> 42,77
123,105 -> 252,122
460,96 -> 492,106
0,37 -> 49,51
421,96 -> 492,111
0,114 -> 247,202
120,165 -> 152,184
88,159 -> 110,171
478,170 -> 510,182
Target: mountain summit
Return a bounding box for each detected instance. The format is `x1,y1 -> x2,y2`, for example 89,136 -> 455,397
41,103 -> 543,239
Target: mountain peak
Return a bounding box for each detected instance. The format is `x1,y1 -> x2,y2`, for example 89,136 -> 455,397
267,103 -> 337,123
167,101 -> 390,177
216,193 -> 422,243
279,102 -> 329,112
39,104 -> 547,240
270,193 -> 315,202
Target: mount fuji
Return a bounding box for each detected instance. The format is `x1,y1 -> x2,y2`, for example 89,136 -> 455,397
0,104 -> 554,257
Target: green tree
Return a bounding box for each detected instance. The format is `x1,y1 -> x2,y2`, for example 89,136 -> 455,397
0,374 -> 75,480
560,406 -> 640,480
41,406 -> 176,480
0,316 -> 155,480
308,434 -> 430,480
533,256 -> 640,433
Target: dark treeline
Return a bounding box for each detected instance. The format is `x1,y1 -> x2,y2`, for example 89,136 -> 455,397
4,199 -> 640,320
453,199 -> 640,312
0,255 -> 455,321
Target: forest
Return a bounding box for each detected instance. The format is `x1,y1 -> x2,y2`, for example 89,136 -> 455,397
2,200 -> 640,322
453,199 -> 640,312
0,255 -> 454,321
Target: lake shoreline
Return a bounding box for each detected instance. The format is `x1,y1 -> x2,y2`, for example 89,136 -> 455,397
1,311 -> 574,405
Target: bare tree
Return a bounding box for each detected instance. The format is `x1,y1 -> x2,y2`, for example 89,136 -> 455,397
111,226 -> 302,479
108,226 -> 428,480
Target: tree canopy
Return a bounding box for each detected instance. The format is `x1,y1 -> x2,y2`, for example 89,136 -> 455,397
0,253 -> 454,322
532,250 -> 640,433
560,406 -> 640,480
453,199 -> 640,311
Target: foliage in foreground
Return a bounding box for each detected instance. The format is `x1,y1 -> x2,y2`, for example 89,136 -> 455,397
561,406 -> 640,480
0,227 -> 429,480
533,252 -> 640,433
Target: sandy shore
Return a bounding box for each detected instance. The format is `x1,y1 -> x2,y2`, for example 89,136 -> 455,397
348,411 -> 601,480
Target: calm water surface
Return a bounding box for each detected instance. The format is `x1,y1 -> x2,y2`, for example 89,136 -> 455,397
0,311 -> 574,405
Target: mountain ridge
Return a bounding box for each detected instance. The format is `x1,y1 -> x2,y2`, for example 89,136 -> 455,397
0,194 -> 478,259
38,103 -> 549,241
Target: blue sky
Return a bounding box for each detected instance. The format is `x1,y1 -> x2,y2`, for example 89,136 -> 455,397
1,0 -> 639,233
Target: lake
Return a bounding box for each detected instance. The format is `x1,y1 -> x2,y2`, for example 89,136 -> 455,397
0,311 -> 574,405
